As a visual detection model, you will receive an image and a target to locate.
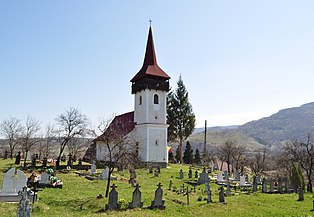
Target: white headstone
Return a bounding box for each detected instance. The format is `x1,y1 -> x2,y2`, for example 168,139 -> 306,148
40,172 -> 51,185
101,167 -> 109,180
217,171 -> 223,182
240,176 -> 246,186
91,162 -> 97,174
2,168 -> 27,193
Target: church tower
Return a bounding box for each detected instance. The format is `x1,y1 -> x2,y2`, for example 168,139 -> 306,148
130,26 -> 170,167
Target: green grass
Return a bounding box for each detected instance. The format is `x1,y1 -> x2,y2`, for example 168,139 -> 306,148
0,159 -> 313,216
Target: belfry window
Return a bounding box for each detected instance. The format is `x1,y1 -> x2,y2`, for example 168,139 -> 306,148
139,95 -> 142,105
154,94 -> 159,104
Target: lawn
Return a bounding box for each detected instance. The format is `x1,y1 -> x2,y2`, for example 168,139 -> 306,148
0,159 -> 313,217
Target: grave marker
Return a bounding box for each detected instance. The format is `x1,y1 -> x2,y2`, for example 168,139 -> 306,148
150,183 -> 165,209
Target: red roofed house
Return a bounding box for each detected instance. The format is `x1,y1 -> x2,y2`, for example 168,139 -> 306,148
84,26 -> 170,167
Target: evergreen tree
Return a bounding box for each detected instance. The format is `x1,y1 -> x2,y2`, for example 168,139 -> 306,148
183,141 -> 194,164
167,75 -> 196,163
194,148 -> 201,164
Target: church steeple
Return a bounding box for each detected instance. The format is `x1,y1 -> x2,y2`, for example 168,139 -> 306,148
131,26 -> 170,94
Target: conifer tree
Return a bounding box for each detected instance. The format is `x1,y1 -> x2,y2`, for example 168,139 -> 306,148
167,75 -> 196,163
183,141 -> 194,164
194,148 -> 201,164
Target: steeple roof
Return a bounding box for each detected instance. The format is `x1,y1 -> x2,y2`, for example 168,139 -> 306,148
130,26 -> 170,82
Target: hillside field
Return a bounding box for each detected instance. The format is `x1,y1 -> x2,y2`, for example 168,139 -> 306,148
0,159 -> 313,217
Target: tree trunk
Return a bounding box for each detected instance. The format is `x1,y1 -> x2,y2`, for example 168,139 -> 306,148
179,141 -> 183,164
23,151 -> 28,168
307,178 -> 313,193
105,169 -> 113,198
10,148 -> 13,159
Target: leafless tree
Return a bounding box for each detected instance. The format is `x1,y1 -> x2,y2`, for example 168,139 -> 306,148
20,116 -> 41,168
283,134 -> 314,192
97,116 -> 141,198
248,148 -> 267,176
67,137 -> 91,159
232,144 -> 247,172
217,140 -> 237,174
0,117 -> 23,159
38,123 -> 56,159
55,107 -> 89,167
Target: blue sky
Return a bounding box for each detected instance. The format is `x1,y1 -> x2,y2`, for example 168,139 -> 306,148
0,1 -> 313,130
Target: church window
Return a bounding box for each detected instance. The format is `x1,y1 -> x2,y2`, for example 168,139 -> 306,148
154,94 -> 159,104
139,95 -> 142,105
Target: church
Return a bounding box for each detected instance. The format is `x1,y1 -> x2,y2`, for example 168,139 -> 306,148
84,26 -> 171,167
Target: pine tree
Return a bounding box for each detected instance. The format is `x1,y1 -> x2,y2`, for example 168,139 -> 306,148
183,141 -> 194,164
194,148 -> 201,164
167,75 -> 196,163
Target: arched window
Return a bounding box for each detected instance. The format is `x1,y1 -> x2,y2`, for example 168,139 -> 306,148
139,95 -> 142,105
154,94 -> 159,104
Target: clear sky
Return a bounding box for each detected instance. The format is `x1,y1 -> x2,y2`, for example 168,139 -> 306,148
0,1 -> 313,130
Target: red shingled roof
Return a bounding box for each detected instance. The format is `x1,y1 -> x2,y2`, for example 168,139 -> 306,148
130,27 -> 170,82
95,111 -> 135,142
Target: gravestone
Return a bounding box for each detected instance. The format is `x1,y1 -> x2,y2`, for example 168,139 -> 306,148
219,186 -> 226,203
298,187 -> 304,201
39,172 -> 51,185
217,171 -> 223,182
101,167 -> 109,180
150,183 -> 165,209
90,162 -> 97,174
15,152 -> 21,165
198,168 -> 209,184
179,169 -> 184,179
129,183 -> 143,208
42,158 -> 47,168
205,181 -> 210,193
156,165 -> 161,174
67,153 -> 72,167
252,176 -> 258,192
168,180 -> 173,190
269,179 -> 274,193
206,183 -> 212,203
240,176 -> 246,186
154,169 -> 159,177
0,168 -> 28,202
3,150 -> 8,159
262,178 -> 267,193
188,168 -> 192,179
77,158 -> 82,170
195,171 -> 198,179
17,187 -> 31,217
149,167 -> 153,173
224,171 -> 229,181
235,170 -> 240,181
105,184 -> 120,210
278,178 -> 283,192
226,181 -> 231,195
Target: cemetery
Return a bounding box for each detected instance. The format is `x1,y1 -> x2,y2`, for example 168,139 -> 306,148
0,158 -> 313,217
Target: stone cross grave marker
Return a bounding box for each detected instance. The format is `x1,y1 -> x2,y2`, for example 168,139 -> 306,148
188,168 -> 192,179
179,169 -> 184,179
129,183 -> 143,208
150,183 -> 165,209
198,168 -> 209,184
17,186 -> 31,217
105,184 -> 119,210
219,186 -> 226,203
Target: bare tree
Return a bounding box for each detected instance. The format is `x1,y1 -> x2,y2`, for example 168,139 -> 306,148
55,107 -> 89,167
96,116 -> 141,198
217,140 -> 236,173
0,117 -> 23,159
20,116 -> 41,168
38,123 -> 56,159
232,144 -> 247,172
248,148 -> 267,176
67,137 -> 91,159
283,134 -> 314,192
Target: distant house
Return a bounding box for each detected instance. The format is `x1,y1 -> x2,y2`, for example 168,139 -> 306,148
84,26 -> 171,167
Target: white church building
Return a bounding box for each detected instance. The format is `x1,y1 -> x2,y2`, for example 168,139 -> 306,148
84,26 -> 171,167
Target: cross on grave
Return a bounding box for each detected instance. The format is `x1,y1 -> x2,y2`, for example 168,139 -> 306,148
129,183 -> 143,208
219,186 -> 226,204
168,180 -> 173,190
105,184 -> 120,210
183,187 -> 192,205
150,183 -> 165,209
17,186 -> 31,217
188,168 -> 192,179
179,169 -> 184,179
